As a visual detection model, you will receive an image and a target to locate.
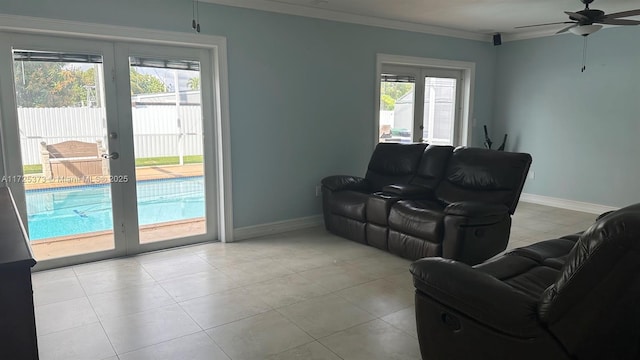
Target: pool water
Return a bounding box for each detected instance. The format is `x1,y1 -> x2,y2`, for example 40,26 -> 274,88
26,176 -> 205,240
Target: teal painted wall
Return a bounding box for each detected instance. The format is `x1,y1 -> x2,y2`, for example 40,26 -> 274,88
0,1 -> 496,227
494,27 -> 640,207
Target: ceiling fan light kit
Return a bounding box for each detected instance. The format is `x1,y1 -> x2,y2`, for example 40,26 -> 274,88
568,24 -> 602,36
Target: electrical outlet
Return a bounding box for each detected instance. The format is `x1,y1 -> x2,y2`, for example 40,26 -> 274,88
315,185 -> 322,197
528,170 -> 535,180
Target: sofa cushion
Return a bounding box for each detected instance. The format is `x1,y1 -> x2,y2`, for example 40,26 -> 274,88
435,147 -> 532,214
328,190 -> 368,221
509,238 -> 577,265
388,200 -> 445,240
476,253 -> 560,299
388,230 -> 441,260
410,145 -> 454,189
365,143 -> 427,191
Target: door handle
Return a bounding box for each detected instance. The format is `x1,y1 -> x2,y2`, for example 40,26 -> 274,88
101,152 -> 119,160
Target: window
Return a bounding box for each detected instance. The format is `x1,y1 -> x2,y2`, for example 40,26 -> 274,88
376,55 -> 475,147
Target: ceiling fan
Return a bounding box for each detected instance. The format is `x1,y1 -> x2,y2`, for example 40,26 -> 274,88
516,0 -> 640,36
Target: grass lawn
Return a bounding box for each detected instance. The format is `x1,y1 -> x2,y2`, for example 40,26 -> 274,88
23,164 -> 43,174
135,155 -> 203,167
23,155 -> 204,174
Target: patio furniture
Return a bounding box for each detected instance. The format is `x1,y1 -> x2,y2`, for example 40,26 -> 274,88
40,140 -> 109,178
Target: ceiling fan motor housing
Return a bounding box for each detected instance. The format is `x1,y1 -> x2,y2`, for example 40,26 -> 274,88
571,9 -> 605,24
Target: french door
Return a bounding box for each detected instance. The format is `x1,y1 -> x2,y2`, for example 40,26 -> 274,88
0,33 -> 217,268
379,65 -> 463,145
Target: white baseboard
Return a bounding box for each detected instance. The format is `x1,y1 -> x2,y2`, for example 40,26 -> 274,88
233,215 -> 324,241
520,193 -> 619,215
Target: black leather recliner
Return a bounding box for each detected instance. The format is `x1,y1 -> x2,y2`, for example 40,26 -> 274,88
410,203 -> 640,360
388,147 -> 532,264
321,143 -> 430,244
322,143 -> 531,264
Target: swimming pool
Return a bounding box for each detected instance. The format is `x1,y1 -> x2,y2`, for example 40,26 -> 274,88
26,176 -> 205,240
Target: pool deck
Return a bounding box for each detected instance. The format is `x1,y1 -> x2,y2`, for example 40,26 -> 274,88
24,164 -> 204,190
25,164 -> 206,261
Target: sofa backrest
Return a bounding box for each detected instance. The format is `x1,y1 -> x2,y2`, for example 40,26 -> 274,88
434,147 -> 532,214
537,204 -> 640,358
365,143 -> 428,191
410,145 -> 454,190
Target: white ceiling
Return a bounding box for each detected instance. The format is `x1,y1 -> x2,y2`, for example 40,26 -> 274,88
202,0 -> 640,41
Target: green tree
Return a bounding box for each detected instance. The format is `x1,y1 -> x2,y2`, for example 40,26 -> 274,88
187,77 -> 200,90
380,82 -> 413,111
13,62 -> 93,107
129,68 -> 167,94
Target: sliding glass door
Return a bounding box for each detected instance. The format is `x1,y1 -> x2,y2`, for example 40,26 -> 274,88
114,44 -> 213,250
0,33 -> 217,266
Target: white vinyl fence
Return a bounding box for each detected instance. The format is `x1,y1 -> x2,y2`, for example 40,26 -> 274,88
17,106 -> 203,165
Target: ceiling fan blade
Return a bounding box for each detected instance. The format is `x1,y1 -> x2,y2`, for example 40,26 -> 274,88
604,9 -> 640,19
597,18 -> 640,25
565,11 -> 589,22
515,21 -> 575,29
557,24 -> 578,34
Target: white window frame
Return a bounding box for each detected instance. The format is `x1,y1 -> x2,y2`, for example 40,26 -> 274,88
0,14 -> 234,246
375,53 -> 475,148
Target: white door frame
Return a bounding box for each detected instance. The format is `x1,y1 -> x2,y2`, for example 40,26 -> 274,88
0,15 -> 234,264
375,53 -> 475,148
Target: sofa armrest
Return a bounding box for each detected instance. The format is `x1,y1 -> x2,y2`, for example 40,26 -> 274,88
321,175 -> 369,192
382,184 -> 433,198
410,257 -> 543,338
444,201 -> 509,218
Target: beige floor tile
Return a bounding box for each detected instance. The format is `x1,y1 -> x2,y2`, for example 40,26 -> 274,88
159,271 -> 240,302
319,319 -> 421,360
77,264 -> 155,295
37,322 -> 115,360
217,258 -> 295,286
179,288 -> 272,329
72,257 -> 142,276
298,264 -> 376,292
335,279 -> 414,317
381,307 -> 418,338
88,284 -> 175,320
31,268 -> 77,286
35,297 -> 98,336
33,276 -> 86,307
267,341 -> 341,360
343,255 -> 410,279
243,273 -> 332,308
118,332 -> 230,360
277,294 -> 375,339
207,310 -> 313,360
141,254 -> 219,281
101,304 -> 200,354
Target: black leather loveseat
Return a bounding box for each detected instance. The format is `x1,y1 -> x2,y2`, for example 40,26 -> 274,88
410,203 -> 640,360
322,143 -> 532,264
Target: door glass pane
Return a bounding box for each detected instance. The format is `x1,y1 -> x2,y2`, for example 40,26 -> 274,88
12,49 -> 115,260
129,56 -> 206,244
422,77 -> 457,145
379,74 -> 415,143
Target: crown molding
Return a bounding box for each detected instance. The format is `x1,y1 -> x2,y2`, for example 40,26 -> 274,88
202,0 -> 492,42
0,13 -> 226,47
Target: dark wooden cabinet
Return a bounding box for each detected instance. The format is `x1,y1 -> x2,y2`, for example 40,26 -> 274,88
0,187 -> 38,359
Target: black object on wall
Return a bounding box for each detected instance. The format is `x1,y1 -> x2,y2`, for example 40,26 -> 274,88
493,33 -> 502,46
483,125 -> 507,151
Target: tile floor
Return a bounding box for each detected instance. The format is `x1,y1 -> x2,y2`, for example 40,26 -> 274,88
32,202 -> 599,360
